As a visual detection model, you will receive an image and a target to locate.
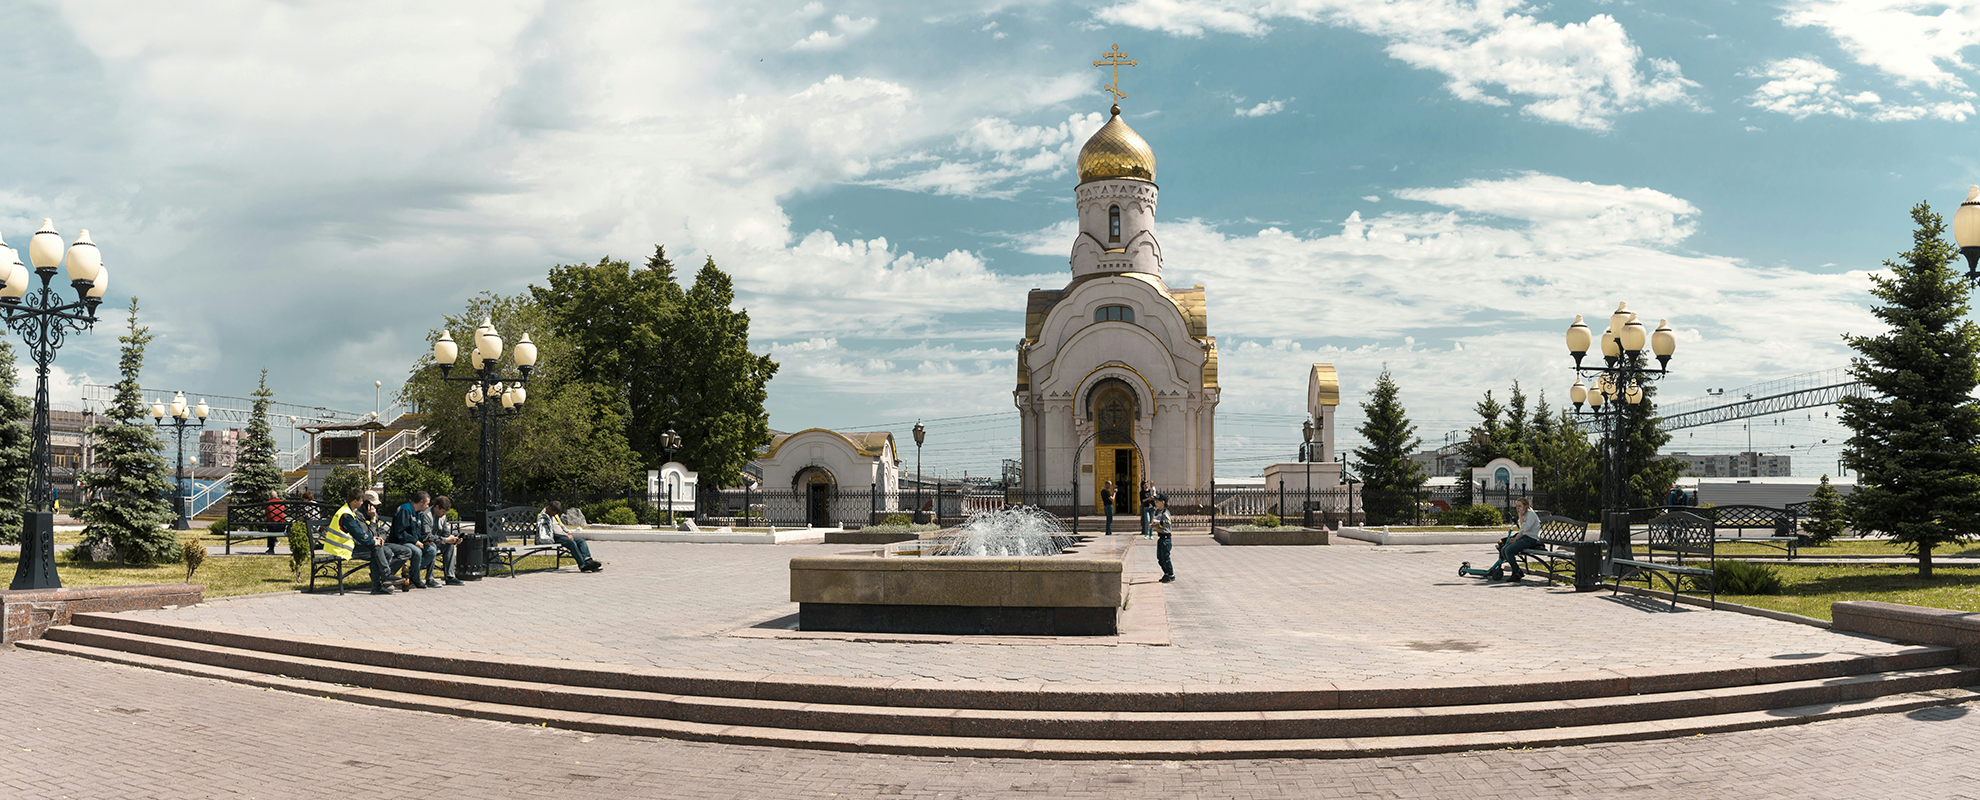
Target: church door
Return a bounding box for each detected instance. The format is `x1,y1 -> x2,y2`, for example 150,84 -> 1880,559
1093,387 -> 1138,514
808,483 -> 830,527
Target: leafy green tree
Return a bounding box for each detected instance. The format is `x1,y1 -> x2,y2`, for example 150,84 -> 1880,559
1839,201 -> 1980,578
75,299 -> 175,564
1803,475 -> 1850,544
322,466 -> 367,506
532,247 -> 687,466
1352,369 -> 1426,525
380,454 -> 455,501
0,341 -> 32,543
1526,398 -> 1600,520
228,369 -> 284,508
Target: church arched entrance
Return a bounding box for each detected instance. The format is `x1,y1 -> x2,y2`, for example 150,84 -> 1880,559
794,466 -> 835,527
1087,381 -> 1141,515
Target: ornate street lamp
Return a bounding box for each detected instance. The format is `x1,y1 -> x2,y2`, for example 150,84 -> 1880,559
912,421 -> 926,521
431,318 -> 537,544
152,392 -> 209,530
1567,303 -> 1681,565
1301,420 -> 1314,527
6,220 -> 108,590
1955,186 -> 1980,282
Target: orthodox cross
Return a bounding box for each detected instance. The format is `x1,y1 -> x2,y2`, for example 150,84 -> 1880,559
1094,44 -> 1137,103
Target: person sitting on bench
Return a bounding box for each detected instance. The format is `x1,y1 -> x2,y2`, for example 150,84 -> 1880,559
1460,498 -> 1542,582
539,501 -> 602,573
335,487 -> 411,595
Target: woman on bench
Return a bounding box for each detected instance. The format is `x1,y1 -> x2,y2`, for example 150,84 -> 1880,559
1460,498 -> 1542,582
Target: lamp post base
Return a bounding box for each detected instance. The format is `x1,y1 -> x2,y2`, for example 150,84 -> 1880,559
10,511 -> 61,590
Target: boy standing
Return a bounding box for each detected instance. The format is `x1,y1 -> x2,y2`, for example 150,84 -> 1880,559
1153,493 -> 1175,583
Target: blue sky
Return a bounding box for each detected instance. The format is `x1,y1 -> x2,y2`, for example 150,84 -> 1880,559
2,0 -> 1977,479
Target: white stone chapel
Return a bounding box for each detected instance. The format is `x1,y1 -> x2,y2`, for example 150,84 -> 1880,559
1014,87 -> 1219,512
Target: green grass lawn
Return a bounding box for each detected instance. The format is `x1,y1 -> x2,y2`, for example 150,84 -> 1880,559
0,550 -> 570,598
1712,539 -> 1980,558
1718,563 -> 1980,621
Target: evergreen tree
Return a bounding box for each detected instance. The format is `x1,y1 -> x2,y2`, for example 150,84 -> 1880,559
1352,369 -> 1426,525
1527,403 -> 1600,520
0,341 -> 32,543
1454,383 -> 1536,505
228,369 -> 283,508
1803,475 -> 1850,544
659,258 -> 778,489
75,299 -> 174,564
1839,201 -> 1980,578
1617,384 -> 1682,509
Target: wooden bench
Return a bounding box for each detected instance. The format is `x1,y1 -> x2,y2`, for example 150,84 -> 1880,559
306,519 -> 374,595
1706,504 -> 1800,559
1611,510 -> 1716,610
224,499 -> 335,555
1510,513 -> 1602,587
484,506 -> 570,577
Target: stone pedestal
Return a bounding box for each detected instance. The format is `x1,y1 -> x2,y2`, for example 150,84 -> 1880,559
3,583 -> 204,644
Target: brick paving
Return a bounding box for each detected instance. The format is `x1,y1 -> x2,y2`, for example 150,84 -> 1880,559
127,537 -> 1912,685
2,647 -> 1976,799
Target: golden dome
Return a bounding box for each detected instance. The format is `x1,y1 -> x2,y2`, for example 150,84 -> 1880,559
1077,105 -> 1155,184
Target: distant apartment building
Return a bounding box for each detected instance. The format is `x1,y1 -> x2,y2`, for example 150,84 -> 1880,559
1666,451 -> 1791,478
199,428 -> 245,468
1408,449 -> 1466,478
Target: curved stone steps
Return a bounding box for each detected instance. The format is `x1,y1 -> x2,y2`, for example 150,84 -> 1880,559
20,612 -> 1980,759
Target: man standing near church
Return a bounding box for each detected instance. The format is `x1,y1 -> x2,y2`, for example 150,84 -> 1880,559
1139,480 -> 1155,538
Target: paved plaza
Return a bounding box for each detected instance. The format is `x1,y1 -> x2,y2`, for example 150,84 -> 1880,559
128,536 -> 1913,684
6,535 -> 1975,798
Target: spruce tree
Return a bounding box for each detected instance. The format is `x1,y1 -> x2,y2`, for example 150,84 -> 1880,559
76,299 -> 175,564
1352,369 -> 1426,525
0,341 -> 32,543
1839,201 -> 1980,577
1617,384 -> 1681,509
228,369 -> 284,508
662,257 -> 778,489
1803,475 -> 1850,545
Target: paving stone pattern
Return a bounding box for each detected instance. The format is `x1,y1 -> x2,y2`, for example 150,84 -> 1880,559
3,647 -> 1976,799
129,537 -> 1911,685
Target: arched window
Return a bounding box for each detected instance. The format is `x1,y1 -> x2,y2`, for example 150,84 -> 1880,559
1094,305 -> 1135,323
1108,205 -> 1121,243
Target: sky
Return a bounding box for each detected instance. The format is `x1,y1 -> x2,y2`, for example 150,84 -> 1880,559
2,0 -> 1977,479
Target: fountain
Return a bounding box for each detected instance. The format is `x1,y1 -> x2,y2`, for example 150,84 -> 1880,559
789,506 -> 1134,636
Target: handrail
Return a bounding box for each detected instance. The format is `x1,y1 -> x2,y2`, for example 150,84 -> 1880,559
187,479 -> 232,518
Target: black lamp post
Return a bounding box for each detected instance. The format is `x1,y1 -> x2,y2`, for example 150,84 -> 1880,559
1301,420 -> 1314,528
661,428 -> 682,522
5,220 -> 107,590
431,318 -> 537,541
1566,303 -> 1680,564
912,422 -> 925,521
151,392 -> 209,530
1335,452 -> 1355,526
1955,186 -> 1980,283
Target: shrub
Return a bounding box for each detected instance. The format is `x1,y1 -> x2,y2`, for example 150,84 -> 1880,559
599,506 -> 639,525
1461,504 -> 1505,527
882,513 -> 912,527
181,537 -> 206,584
860,522 -> 939,535
1250,514 -> 1281,528
445,508 -> 460,522
1713,560 -> 1785,595
207,519 -> 230,536
287,519 -> 310,580
322,467 -> 367,506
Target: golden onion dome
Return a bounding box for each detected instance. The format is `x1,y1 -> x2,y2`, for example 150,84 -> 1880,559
1076,105 -> 1155,184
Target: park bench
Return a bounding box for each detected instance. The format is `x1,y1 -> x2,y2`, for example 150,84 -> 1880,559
484,505 -> 570,577
1509,513 -> 1602,588
1611,510 -> 1716,611
1707,504 -> 1800,559
305,519 -> 375,595
224,499 -> 334,555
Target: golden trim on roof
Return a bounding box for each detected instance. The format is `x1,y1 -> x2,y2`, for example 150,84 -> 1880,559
1203,338 -> 1219,389
762,428 -> 896,461
1310,364 -> 1340,407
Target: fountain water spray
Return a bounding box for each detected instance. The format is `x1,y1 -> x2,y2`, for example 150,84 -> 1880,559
928,505 -> 1075,557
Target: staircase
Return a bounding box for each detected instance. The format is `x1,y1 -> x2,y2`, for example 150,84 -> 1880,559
21,612 -> 1980,759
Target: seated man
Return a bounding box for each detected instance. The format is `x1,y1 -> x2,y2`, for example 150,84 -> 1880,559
427,495 -> 464,586
334,487 -> 412,595
391,491 -> 443,589
539,501 -> 602,572
1459,498 -> 1543,582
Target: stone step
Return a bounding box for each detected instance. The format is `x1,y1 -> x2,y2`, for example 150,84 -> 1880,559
59,612 -> 1961,713
31,622 -> 1980,742
19,635 -> 1980,760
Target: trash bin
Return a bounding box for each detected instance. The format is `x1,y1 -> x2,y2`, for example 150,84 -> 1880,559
457,533 -> 489,581
1573,540 -> 1604,592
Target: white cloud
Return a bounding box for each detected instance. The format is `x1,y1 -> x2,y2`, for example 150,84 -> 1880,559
1236,98 -> 1289,117
1092,0 -> 1696,130
865,111 -> 1105,198
1781,0 -> 1980,91
1748,57 -> 1975,121
790,13 -> 878,50
1360,195 -> 1380,202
